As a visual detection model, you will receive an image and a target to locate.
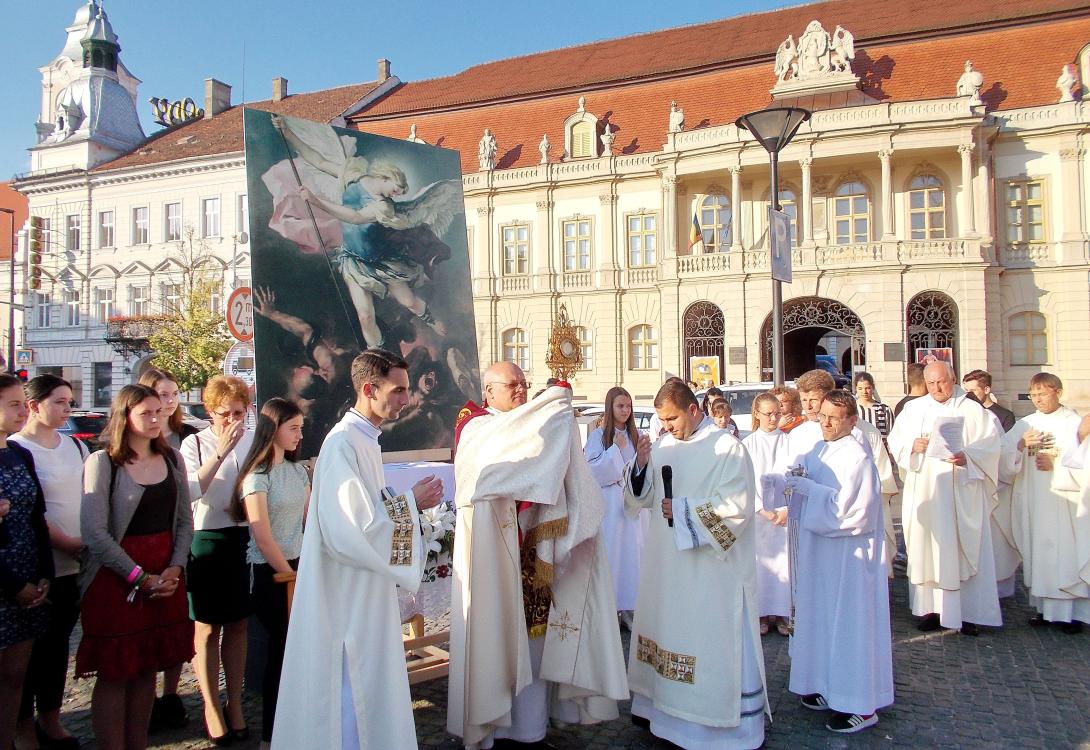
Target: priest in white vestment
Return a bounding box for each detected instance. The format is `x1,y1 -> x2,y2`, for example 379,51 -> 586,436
1001,373 -> 1089,632
624,380 -> 767,750
584,386 -> 648,618
272,349 -> 445,750
764,390 -> 893,734
742,392 -> 790,635
778,370 -> 899,574
447,362 -> 628,749
887,361 -> 1002,634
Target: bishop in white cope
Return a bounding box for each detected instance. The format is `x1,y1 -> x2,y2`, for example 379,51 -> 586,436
448,363 -> 627,749
1001,373 -> 1089,631
765,390 -> 893,734
271,350 -> 444,750
887,362 -> 1002,633
624,381 -> 767,750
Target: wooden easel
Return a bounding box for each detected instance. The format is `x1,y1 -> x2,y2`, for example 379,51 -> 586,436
273,572 -> 450,685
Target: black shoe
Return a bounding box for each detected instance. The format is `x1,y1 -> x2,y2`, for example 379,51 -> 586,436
223,701 -> 249,742
1028,613 -> 1047,627
800,693 -> 830,711
631,713 -> 651,730
826,711 -> 878,733
1061,621 -> 1084,635
157,693 -> 188,729
917,613 -> 942,632
206,731 -> 233,747
960,622 -> 980,636
34,723 -> 80,750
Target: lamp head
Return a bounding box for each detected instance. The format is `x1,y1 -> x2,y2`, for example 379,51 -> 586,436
735,107 -> 812,155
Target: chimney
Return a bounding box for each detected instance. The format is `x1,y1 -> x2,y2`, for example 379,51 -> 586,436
272,77 -> 288,102
377,58 -> 391,83
203,78 -> 232,118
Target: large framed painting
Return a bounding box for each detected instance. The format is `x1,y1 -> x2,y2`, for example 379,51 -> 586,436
243,109 -> 480,457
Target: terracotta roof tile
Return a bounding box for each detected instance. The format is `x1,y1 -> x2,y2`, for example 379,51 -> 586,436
93,80 -> 379,172
351,13 -> 1090,173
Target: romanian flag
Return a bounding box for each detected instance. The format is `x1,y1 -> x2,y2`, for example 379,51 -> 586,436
688,213 -> 702,250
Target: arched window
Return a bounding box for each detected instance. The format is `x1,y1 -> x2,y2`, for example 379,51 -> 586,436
574,325 -> 593,370
834,181 -> 869,244
906,291 -> 958,370
772,188 -> 798,245
700,195 -> 732,252
628,324 -> 658,370
571,121 -> 596,158
502,328 -> 529,371
908,175 -> 946,240
1009,312 -> 1048,365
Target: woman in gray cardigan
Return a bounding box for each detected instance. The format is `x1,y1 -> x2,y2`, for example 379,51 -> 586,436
76,385 -> 195,750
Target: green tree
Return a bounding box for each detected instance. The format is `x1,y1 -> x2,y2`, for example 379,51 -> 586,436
148,278 -> 232,391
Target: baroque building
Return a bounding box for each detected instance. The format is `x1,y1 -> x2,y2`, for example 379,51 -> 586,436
11,0 -> 1090,413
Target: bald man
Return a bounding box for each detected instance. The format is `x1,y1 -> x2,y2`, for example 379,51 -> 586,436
447,363 -> 627,749
887,362 -> 1002,635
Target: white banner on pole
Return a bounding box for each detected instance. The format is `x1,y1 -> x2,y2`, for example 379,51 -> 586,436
770,208 -> 793,283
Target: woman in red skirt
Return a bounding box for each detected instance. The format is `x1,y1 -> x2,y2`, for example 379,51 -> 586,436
78,384 -> 195,750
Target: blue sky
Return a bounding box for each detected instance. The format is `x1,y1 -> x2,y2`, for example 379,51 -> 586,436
1,0 -> 794,180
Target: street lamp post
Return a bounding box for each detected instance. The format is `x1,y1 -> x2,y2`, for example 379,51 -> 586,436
735,107 -> 811,387
0,208 -> 15,373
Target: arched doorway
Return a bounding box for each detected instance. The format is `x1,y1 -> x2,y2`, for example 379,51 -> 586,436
761,297 -> 865,383
906,291 -> 959,372
683,301 -> 725,387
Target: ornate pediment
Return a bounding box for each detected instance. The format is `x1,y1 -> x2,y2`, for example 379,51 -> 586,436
771,21 -> 860,99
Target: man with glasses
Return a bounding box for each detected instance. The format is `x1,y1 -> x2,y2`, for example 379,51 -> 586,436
448,362 -> 627,750
887,361 -> 1002,635
765,390 -> 893,734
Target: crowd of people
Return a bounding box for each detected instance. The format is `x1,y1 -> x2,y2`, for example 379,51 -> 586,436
0,352 -> 1087,750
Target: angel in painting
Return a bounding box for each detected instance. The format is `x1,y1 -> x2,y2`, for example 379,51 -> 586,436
263,114 -> 462,347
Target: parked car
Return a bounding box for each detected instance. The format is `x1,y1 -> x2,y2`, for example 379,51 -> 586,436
58,411 -> 108,449
180,401 -> 210,430
695,381 -> 796,436
574,403 -> 657,445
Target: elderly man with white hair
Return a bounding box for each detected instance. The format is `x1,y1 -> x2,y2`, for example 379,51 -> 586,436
887,361 -> 1002,635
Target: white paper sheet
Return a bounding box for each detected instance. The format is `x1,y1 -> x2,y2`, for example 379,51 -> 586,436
925,416 -> 964,459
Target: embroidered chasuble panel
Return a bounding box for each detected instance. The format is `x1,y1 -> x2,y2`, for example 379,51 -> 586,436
695,503 -> 737,551
636,635 -> 696,684
521,546 -> 553,638
381,489 -> 415,566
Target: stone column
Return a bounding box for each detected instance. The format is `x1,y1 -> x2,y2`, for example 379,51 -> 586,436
879,148 -> 894,239
660,171 -> 679,262
958,144 -> 976,236
1059,147 -> 1086,248
729,166 -> 743,252
533,198 -> 554,293
800,157 -> 814,246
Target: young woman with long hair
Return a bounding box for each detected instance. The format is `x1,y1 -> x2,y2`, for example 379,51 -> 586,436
230,398 -> 309,749
77,385 -> 194,750
854,372 -> 895,438
0,374 -> 51,750
136,367 -> 197,731
179,376 -> 253,745
11,375 -> 87,750
583,386 -> 647,626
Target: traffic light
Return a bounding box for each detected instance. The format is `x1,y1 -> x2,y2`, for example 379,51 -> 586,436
15,369 -> 28,382
28,216 -> 43,291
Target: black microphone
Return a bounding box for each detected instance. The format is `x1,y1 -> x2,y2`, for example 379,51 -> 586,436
662,465 -> 674,527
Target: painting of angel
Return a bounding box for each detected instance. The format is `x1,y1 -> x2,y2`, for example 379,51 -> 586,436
244,109 -> 480,456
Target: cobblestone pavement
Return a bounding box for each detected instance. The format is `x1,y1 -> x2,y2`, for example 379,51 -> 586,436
49,536 -> 1090,749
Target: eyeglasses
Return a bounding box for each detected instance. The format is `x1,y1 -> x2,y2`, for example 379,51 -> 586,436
756,410 -> 781,418
214,410 -> 247,419
489,380 -> 530,391
817,412 -> 848,424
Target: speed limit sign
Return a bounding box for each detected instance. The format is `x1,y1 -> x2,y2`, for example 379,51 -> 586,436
226,286 -> 254,342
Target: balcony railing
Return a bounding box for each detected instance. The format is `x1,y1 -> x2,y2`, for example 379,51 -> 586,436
104,314 -> 171,357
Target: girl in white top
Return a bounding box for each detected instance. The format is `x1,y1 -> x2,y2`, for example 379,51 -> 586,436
179,376 -> 253,744
11,375 -> 86,749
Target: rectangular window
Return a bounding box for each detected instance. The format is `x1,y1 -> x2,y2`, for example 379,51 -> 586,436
237,194 -> 248,236
132,206 -> 149,244
36,292 -> 52,328
627,213 -> 657,267
1006,179 -> 1046,245
163,283 -> 182,314
64,290 -> 80,326
165,202 -> 183,242
562,219 -> 592,271
93,362 -> 113,408
39,366 -> 84,408
209,287 -> 222,314
98,210 -> 114,248
65,214 -> 81,252
502,224 -> 529,275
202,197 -> 221,238
130,285 -> 148,316
95,287 -> 114,322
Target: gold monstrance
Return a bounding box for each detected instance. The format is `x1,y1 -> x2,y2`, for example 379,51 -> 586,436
546,304 -> 582,380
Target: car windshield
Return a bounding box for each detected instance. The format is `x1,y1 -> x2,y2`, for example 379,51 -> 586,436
70,414 -> 106,432
722,390 -> 758,416
187,404 -> 210,420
